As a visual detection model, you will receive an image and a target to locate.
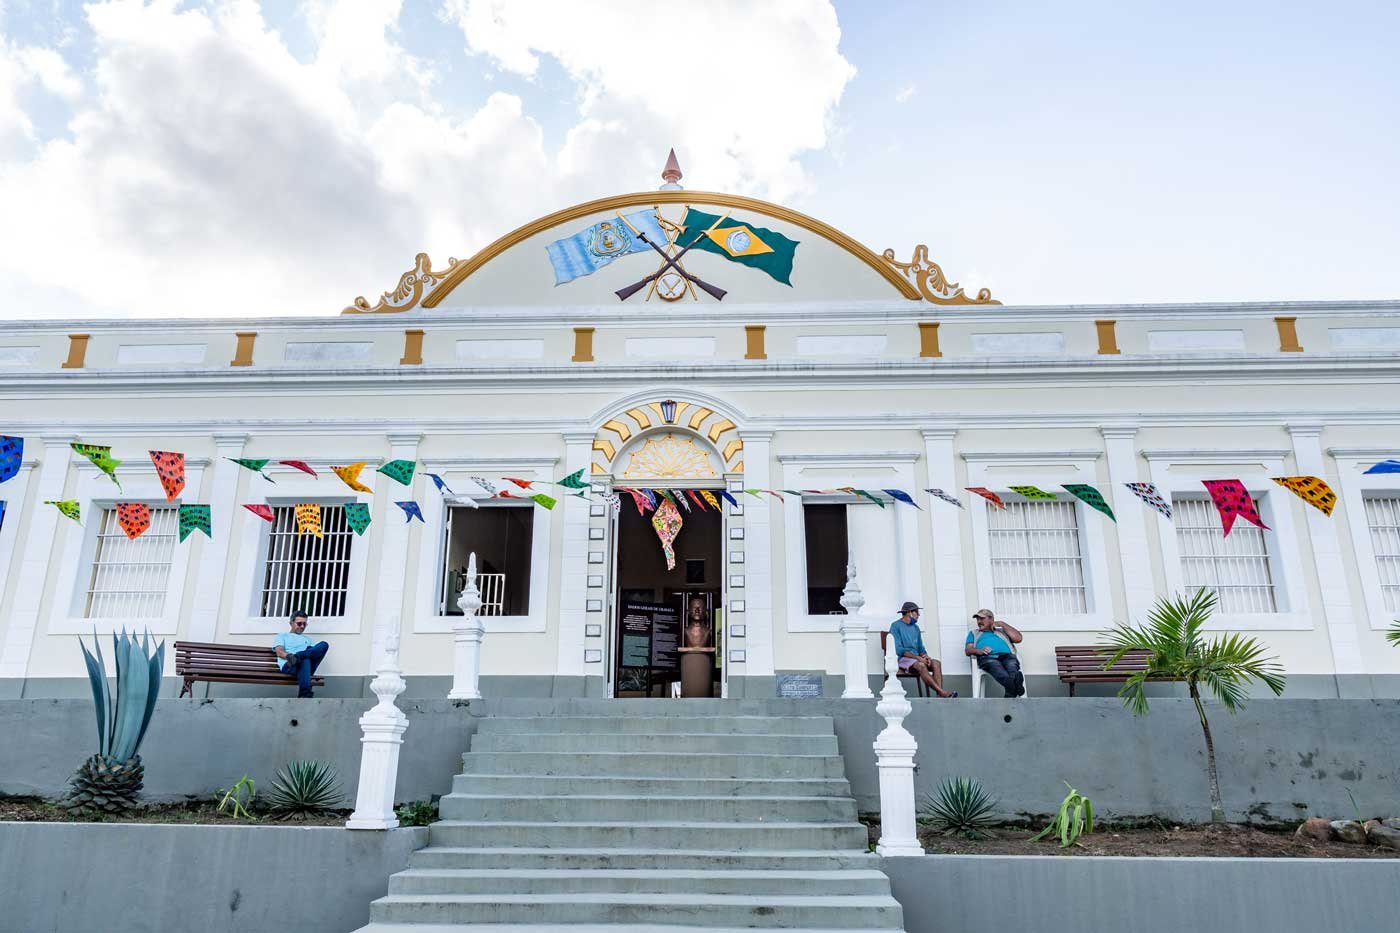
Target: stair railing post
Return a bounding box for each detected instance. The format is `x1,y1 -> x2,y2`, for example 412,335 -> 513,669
449,552 -> 484,699
839,556 -> 873,699
346,628 -> 409,830
873,634 -> 924,856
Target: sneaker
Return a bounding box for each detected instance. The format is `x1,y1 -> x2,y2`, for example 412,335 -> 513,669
1012,670 -> 1026,697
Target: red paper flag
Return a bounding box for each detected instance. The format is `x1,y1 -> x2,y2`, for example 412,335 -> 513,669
116,503 -> 150,539
148,451 -> 185,502
686,488 -> 708,511
1202,479 -> 1268,535
966,487 -> 1006,510
280,460 -> 317,477
504,477 -> 534,489
243,503 -> 275,523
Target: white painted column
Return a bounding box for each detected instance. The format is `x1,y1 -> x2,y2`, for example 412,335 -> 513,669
369,433 -> 421,672
0,457 -> 36,620
187,433 -> 247,644
839,558 -> 873,699
1288,424 -> 1365,684
347,631 -> 409,830
921,428 -> 969,664
556,432 -> 596,680
450,553 -> 485,699
738,431 -> 775,676
1101,426 -> 1155,626
874,635 -> 923,857
0,435 -> 73,681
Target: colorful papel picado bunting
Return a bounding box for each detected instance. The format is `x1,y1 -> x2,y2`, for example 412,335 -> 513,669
343,501 -> 372,535
178,504 -> 211,542
670,489 -> 692,512
966,487 -> 1006,510
396,501 -> 424,523
621,487 -> 653,516
841,488 -> 881,508
651,498 -> 683,571
1271,476 -> 1337,516
427,473 -> 454,496
555,468 -> 588,489
529,492 -> 557,511
925,488 -> 964,509
295,503 -> 323,538
744,489 -> 764,500
0,436 -> 23,484
1363,459 -> 1400,475
883,489 -> 920,509
116,503 -> 150,540
701,489 -> 722,511
332,462 -> 374,493
0,501 -> 5,534
686,489 -> 709,511
73,443 -> 122,490
719,490 -> 739,508
243,503 -> 275,523
676,208 -> 799,285
47,499 -> 81,523
472,476 -> 499,496
148,451 -> 185,502
1124,482 -> 1172,520
1062,484 -> 1116,521
377,459 -> 416,486
1202,479 -> 1269,535
1009,485 -> 1056,500
280,460 -> 317,477
228,457 -> 275,483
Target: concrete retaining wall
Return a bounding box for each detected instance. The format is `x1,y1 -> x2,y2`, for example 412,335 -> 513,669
3,697 -> 1397,823
883,854 -> 1400,933
0,822 -> 425,933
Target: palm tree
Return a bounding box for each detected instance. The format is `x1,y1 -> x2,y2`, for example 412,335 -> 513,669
1101,589 -> 1285,824
1387,620 -> 1400,648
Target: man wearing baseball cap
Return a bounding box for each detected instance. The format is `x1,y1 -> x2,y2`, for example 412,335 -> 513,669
890,601 -> 956,698
965,608 -> 1025,697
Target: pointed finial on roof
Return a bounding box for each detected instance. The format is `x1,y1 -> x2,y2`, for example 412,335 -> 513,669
660,148 -> 683,190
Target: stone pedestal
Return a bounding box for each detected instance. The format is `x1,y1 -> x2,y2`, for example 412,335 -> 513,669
680,649 -> 714,698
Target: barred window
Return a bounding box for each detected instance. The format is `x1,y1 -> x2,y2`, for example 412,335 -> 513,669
1173,495 -> 1277,613
1364,495 -> 1400,612
988,500 -> 1088,614
84,506 -> 178,618
259,505 -> 354,618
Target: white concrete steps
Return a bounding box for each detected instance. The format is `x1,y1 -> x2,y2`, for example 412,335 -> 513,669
388,868 -> 892,896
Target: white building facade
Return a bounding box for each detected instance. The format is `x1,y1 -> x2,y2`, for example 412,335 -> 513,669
2,183 -> 1399,698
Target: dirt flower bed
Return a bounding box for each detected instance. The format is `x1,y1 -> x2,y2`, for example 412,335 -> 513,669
861,818 -> 1400,858
0,796 -> 348,826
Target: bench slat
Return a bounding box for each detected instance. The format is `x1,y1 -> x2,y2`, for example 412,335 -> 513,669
174,640 -> 323,697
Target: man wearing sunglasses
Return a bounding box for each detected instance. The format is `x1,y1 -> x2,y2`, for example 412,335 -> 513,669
965,609 -> 1025,697
273,609 -> 330,699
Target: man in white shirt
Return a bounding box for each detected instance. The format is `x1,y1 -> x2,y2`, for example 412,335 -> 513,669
273,610 -> 329,698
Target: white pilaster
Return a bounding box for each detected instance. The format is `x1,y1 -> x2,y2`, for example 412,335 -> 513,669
556,432 -> 596,679
187,433 -> 247,644
369,433 -> 421,671
921,429 -> 969,663
0,435 -> 72,680
1101,426 -> 1155,625
1288,425 -> 1364,678
738,431 -> 775,676
0,457 -> 36,620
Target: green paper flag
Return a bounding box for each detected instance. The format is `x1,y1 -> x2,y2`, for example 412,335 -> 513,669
1009,485 -> 1057,500
46,499 -> 81,523
229,457 -> 275,482
1062,484 -> 1116,521
555,468 -> 588,489
343,501 -> 372,535
72,443 -> 122,491
530,492 -> 558,510
851,489 -> 887,508
377,459 -> 416,486
178,504 -> 211,542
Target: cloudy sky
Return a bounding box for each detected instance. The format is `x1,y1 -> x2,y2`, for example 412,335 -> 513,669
0,0 -> 1396,319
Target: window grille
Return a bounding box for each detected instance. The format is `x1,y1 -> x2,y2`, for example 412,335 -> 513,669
1364,495 -> 1400,612
1173,495 -> 1277,613
84,506 -> 178,618
259,505 -> 354,618
988,499 -> 1088,614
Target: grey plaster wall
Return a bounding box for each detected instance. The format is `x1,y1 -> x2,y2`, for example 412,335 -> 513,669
882,855 -> 1400,933
0,823 -> 425,933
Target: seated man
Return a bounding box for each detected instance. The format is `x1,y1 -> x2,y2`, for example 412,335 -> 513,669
273,610 -> 329,699
891,601 -> 956,698
965,608 -> 1025,697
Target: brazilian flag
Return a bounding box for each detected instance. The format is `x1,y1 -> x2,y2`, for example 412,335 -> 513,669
676,209 -> 798,285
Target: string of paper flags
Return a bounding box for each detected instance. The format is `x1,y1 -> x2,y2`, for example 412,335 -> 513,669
0,435 -> 1395,541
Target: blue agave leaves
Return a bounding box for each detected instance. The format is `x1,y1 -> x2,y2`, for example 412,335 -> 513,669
78,628 -> 164,761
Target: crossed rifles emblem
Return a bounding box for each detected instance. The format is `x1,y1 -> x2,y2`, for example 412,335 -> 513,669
613,210 -> 730,302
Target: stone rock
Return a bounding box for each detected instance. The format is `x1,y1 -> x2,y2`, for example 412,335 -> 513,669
1368,825 -> 1400,850
1295,817 -> 1332,841
1364,819 -> 1381,834
1330,820 -> 1367,844
1384,818 -> 1400,831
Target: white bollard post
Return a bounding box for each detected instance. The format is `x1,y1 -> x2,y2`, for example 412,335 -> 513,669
449,552 -> 484,700
346,630 -> 409,830
839,557 -> 873,699
874,634 -> 924,856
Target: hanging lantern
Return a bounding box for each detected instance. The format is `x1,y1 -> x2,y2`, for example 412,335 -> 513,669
660,399 -> 678,424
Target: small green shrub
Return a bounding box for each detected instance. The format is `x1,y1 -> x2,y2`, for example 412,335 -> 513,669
395,798 -> 438,827
265,761 -> 343,820
216,775 -> 257,821
920,777 -> 998,838
1032,782 -> 1095,847
1386,620 -> 1399,648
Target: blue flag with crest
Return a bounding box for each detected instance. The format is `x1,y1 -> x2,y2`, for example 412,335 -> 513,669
546,210 -> 669,286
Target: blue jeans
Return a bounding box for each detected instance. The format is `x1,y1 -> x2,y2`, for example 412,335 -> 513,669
978,653 -> 1023,697
282,641 -> 329,697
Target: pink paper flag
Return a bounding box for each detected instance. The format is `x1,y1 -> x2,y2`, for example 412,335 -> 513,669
280,460 -> 318,477
243,503 -> 275,523
1202,479 -> 1269,536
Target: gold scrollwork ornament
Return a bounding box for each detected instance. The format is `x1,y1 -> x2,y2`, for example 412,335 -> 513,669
880,245 -> 999,305
343,252 -> 459,314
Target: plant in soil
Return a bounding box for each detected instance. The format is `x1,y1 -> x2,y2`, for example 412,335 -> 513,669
265,761 -> 343,820
920,777 -> 997,838
62,630 -> 165,817
1387,620 -> 1399,648
1032,782 -> 1095,847
216,775 -> 257,821
395,798 -> 438,827
1101,589 -> 1285,824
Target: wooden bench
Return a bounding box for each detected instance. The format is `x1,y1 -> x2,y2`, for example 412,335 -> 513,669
1055,645 -> 1163,696
878,630 -> 929,698
174,641 -> 323,697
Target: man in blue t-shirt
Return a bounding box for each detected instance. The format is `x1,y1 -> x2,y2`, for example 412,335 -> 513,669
965,608 -> 1025,697
890,601 -> 956,698
273,610 -> 329,698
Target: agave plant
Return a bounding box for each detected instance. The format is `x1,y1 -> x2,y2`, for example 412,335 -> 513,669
920,777 -> 998,838
62,629 -> 165,816
1032,782 -> 1095,847
265,761 -> 343,819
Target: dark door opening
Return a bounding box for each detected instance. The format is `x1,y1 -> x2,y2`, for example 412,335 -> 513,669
612,491 -> 723,698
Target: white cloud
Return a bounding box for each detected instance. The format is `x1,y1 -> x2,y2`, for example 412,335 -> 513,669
894,83 -> 915,104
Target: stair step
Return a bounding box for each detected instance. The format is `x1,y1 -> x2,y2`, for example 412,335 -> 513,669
427,820 -> 870,851
408,847 -> 883,872
461,752 -> 848,779
388,868 -> 891,897
470,732 -> 838,755
437,793 -> 858,823
475,715 -> 835,735
452,773 -> 853,798
357,925 -> 901,933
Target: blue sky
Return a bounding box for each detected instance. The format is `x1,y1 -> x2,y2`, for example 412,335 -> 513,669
0,0 -> 1396,317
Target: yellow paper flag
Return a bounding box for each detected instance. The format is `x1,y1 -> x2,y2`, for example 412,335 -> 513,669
332,462 -> 373,493
1271,476 -> 1337,516
295,503 -> 323,538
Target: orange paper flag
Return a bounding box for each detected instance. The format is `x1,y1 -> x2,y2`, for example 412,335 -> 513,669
295,503 -> 323,538
116,503 -> 151,539
148,451 -> 185,502
332,462 -> 373,493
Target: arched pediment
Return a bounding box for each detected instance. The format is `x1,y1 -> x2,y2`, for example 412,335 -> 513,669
592,397 -> 742,476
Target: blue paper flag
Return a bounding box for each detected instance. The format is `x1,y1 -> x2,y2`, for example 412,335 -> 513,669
427,473 -> 455,495
720,490 -> 739,508
0,500 -> 6,533
641,488 -> 658,510
0,436 -> 21,484
1363,459 -> 1400,475
882,489 -> 921,509
396,500 -> 424,523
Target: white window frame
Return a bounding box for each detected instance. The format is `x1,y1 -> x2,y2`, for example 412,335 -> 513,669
413,461 -> 556,634
1145,449 -> 1309,630
47,458 -> 206,636
229,467 -> 369,634
1331,448 -> 1400,630
779,453 -> 923,633
964,451 -> 1112,631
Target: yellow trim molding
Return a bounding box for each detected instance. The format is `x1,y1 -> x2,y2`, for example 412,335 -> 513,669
61,334 -> 90,369
881,244 -> 999,305
744,325 -> 766,360
918,322 -> 942,358
231,331 -> 257,367
572,327 -> 595,363
1095,319 -> 1120,355
400,328 -> 425,365
1275,316 -> 1303,353
602,419 -> 633,442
